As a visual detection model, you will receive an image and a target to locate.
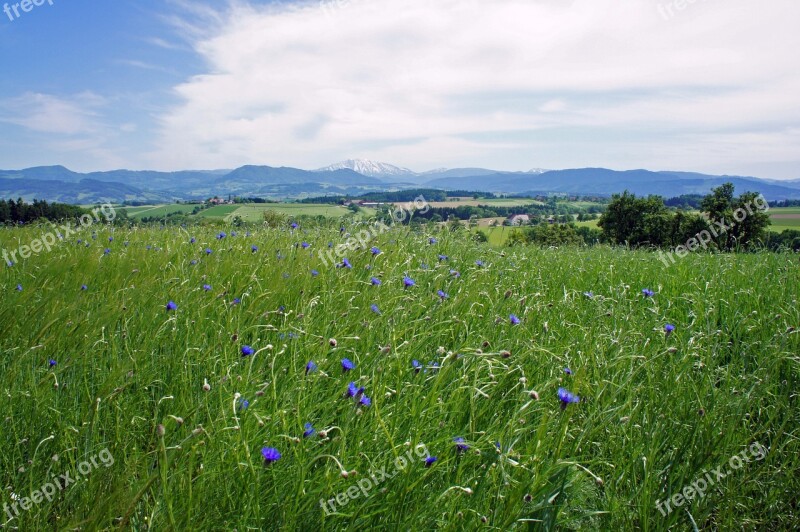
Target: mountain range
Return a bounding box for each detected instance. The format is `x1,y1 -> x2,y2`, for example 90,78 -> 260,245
1,160 -> 799,204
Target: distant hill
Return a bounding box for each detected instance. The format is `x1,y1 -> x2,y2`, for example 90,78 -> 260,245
1,164 -> 798,203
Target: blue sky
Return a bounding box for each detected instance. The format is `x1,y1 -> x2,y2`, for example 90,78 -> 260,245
0,0 -> 798,178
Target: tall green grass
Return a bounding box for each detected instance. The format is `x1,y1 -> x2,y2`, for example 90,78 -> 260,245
1,223 -> 798,530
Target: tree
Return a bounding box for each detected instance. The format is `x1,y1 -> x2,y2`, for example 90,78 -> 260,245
598,191 -> 671,247
700,184 -> 770,250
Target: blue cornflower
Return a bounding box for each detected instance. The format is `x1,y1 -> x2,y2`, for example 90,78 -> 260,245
665,324 -> 675,336
412,360 -> 421,373
146,245 -> 152,251
166,301 -> 177,311
48,359 -> 57,367
403,276 -> 415,288
231,298 -> 241,305
239,399 -> 250,410
347,382 -> 358,397
301,242 -> 310,249
564,367 -> 573,375
261,447 -> 281,464
371,277 -> 382,286
305,361 -> 317,374
15,284 -> 22,291
231,231 -> 237,237
450,269 -> 461,277
425,456 -> 437,467
217,232 -> 226,239
190,237 -> 196,244
203,284 -> 212,292
303,423 -> 316,438
311,269 -> 319,277
454,437 -> 469,452
428,237 -> 437,245
342,358 -> 355,372
190,259 -> 198,265
510,314 -> 520,325
371,304 -> 381,314
583,291 -> 594,299
205,248 -> 213,255
252,245 -> 259,253
438,254 -> 448,261
360,395 -> 371,407
371,246 -> 381,255
81,285 -> 88,291
437,290 -> 448,300
557,387 -> 580,409
104,248 -> 111,255
642,288 -> 655,297
475,260 -> 484,267
108,237 -> 113,242
241,345 -> 255,357
290,222 -> 299,229
339,258 -> 352,269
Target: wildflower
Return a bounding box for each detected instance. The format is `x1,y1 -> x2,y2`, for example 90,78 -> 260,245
371,303 -> 381,315
438,254 -> 448,261
252,245 -> 259,253
342,358 -> 355,372
370,277 -> 382,286
665,324 -> 675,336
428,237 -> 437,245
475,260 -> 484,267
557,387 -> 580,410
412,360 -> 422,373
290,222 -> 299,229
311,269 -> 319,277
360,395 -> 371,407
303,423 -> 316,438
425,456 -> 437,467
14,284 -> 22,291
48,359 -> 57,367
231,231 -> 237,237
370,246 -> 381,255
203,284 -> 212,292
403,276 -> 415,288
305,361 -> 317,374
205,248 -> 213,255
190,260 -> 198,265
261,447 -> 281,464
104,248 -> 111,255
509,314 -> 520,325
217,232 -> 226,240
166,301 -> 177,311
239,399 -> 250,410
81,284 -> 88,291
190,237 -> 196,244
231,298 -> 241,306
454,437 -> 469,453
301,242 -> 310,249
450,269 -> 460,277
241,345 -> 255,357
347,382 -> 358,397
564,367 -> 573,375
437,290 -> 448,300
642,288 -> 655,298
329,338 -> 337,347
108,237 -> 113,242
583,291 -> 594,299
338,258 -> 352,269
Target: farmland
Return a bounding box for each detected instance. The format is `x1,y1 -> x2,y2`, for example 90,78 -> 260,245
1,221 -> 798,530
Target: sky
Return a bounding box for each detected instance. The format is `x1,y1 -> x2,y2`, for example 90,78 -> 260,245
0,0 -> 798,179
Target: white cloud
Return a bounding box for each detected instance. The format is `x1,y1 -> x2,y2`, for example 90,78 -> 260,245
146,0 -> 800,177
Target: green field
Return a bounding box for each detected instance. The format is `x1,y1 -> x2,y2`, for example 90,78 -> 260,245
122,204 -> 198,219
232,203 -> 373,222
1,223 -> 797,530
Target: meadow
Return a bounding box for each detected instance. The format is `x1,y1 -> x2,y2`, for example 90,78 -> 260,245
0,220 -> 798,530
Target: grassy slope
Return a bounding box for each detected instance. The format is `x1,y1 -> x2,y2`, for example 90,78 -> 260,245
0,224 -> 798,530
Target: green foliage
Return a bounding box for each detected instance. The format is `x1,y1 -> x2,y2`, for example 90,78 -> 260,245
0,225 -> 797,530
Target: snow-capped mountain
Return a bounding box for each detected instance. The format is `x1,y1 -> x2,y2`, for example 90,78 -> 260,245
315,159 -> 417,178
527,168 -> 549,174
